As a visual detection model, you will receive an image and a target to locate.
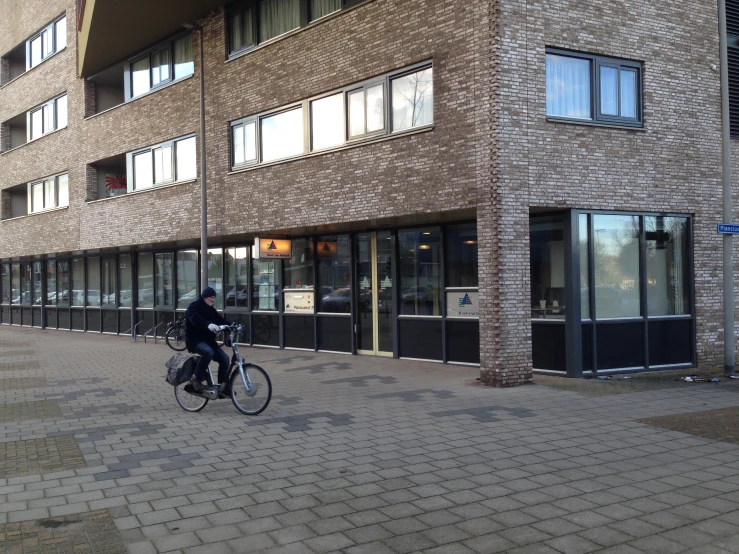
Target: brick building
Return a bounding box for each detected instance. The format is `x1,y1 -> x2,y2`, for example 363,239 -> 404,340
0,0 -> 732,385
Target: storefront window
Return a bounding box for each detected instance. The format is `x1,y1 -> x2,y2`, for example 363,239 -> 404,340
284,238 -> 313,289
593,214 -> 640,318
119,255 -> 132,307
207,249 -> 223,310
445,224 -> 478,287
71,258 -> 84,306
177,250 -> 199,309
102,257 -> 116,307
646,216 -> 690,316
579,214 -> 590,319
57,260 -> 70,306
317,235 -> 351,313
530,218 -> 565,318
138,253 -> 154,308
398,228 -> 442,316
252,255 -> 278,311
225,247 -> 249,308
10,263 -> 20,304
21,263 -> 32,305
46,261 -> 56,305
1,263 -> 9,304
87,257 -> 101,306
33,262 -> 42,305
155,253 -> 174,308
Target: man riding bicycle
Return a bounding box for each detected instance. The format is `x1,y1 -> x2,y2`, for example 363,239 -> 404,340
185,287 -> 230,393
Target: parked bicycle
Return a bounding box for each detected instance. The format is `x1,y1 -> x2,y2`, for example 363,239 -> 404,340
173,322 -> 272,415
165,315 -> 186,351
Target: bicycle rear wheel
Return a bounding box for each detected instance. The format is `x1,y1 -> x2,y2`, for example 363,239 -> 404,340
174,383 -> 208,412
230,364 -> 271,415
166,325 -> 186,351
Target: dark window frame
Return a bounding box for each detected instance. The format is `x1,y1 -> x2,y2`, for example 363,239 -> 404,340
227,0 -> 363,58
545,47 -> 643,128
230,60 -> 433,170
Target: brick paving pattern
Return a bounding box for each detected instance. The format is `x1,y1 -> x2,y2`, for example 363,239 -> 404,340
0,436 -> 86,478
0,326 -> 738,553
0,377 -> 47,390
0,361 -> 40,372
0,509 -> 126,554
0,399 -> 62,423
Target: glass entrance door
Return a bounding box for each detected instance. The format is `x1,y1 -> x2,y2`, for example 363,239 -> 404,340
356,231 -> 394,356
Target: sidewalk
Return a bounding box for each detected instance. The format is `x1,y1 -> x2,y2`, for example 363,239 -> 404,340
0,325 -> 738,554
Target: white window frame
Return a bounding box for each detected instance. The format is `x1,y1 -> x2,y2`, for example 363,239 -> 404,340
229,61 -> 433,170
27,172 -> 69,214
125,33 -> 194,101
26,93 -> 67,142
126,134 -> 197,193
26,14 -> 67,70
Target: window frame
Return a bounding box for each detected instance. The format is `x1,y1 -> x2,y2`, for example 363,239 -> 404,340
126,134 -> 198,193
26,93 -> 68,142
125,32 -> 194,101
226,0 -> 362,58
26,172 -> 69,214
26,14 -> 67,71
230,61 -> 432,170
545,48 -> 643,128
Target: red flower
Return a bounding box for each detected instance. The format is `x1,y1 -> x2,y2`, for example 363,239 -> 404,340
105,175 -> 127,190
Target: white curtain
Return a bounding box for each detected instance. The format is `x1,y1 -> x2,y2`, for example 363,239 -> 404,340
260,0 -> 300,41
310,0 -> 340,21
174,34 -> 194,79
546,54 -> 591,119
620,69 -> 637,118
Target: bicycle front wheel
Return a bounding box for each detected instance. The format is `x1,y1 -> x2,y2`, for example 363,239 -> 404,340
174,383 -> 208,412
165,325 -> 186,351
230,364 -> 271,415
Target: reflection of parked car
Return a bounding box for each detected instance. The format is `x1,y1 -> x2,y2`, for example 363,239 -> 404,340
226,286 -> 249,306
401,286 -> 436,303
321,287 -> 351,313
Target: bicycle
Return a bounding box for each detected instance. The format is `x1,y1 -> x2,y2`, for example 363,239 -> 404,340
165,315 -> 186,351
173,322 -> 272,415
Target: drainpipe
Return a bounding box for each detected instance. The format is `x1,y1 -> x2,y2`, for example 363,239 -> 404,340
718,0 -> 736,376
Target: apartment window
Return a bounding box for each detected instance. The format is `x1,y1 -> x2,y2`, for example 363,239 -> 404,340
27,94 -> 67,141
230,62 -> 433,169
127,135 -> 197,192
228,0 -> 356,56
391,68 -> 433,132
311,93 -> 344,150
27,15 -> 66,70
347,83 -> 384,139
545,49 -> 642,127
27,173 -> 69,214
128,34 -> 194,100
261,107 -> 304,162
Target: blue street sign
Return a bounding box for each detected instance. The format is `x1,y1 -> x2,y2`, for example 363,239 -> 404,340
717,223 -> 739,234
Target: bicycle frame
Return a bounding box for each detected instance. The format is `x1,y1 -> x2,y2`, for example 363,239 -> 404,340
204,323 -> 255,395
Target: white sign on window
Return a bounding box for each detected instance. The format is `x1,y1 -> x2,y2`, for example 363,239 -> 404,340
284,291 -> 314,313
446,291 -> 479,318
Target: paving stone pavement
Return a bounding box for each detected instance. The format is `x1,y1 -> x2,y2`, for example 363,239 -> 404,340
0,325 -> 738,554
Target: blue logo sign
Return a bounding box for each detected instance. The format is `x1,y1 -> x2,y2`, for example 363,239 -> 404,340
717,223 -> 739,235
459,293 -> 473,307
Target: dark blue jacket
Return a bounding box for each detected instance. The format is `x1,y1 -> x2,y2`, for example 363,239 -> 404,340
185,298 -> 228,352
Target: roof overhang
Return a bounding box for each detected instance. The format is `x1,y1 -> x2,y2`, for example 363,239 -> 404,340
77,0 -> 225,77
